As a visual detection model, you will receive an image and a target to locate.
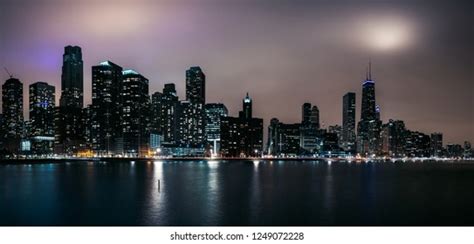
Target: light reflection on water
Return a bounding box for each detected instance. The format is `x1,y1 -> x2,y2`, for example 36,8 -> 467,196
1,159 -> 474,225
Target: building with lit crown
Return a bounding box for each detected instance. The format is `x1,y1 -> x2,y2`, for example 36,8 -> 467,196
221,93 -> 263,157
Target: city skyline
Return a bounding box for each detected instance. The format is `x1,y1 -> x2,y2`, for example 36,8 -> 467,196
0,0 -> 472,145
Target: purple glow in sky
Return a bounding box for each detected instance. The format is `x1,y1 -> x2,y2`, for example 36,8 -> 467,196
0,0 -> 472,144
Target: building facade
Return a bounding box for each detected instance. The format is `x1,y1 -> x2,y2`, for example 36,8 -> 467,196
300,103 -> 320,154
176,101 -> 205,147
29,82 -> 55,155
220,93 -> 263,157
357,62 -> 381,156
381,119 -> 406,157
204,103 -> 228,155
186,66 -> 206,104
430,133 -> 443,157
1,77 -> 23,153
342,92 -> 356,153
55,45 -> 85,155
267,120 -> 301,156
60,45 -> 83,108
119,69 -> 151,157
90,61 -> 123,155
160,83 -> 179,145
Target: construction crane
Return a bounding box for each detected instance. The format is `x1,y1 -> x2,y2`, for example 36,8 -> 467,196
4,67 -> 13,78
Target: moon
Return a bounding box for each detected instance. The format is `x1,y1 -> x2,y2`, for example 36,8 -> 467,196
356,16 -> 415,52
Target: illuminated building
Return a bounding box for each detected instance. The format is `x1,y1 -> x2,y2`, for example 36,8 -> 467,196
430,133 -> 443,157
159,83 -> 179,145
55,46 -> 85,155
300,103 -> 319,154
404,130 -> 431,157
60,45 -> 83,108
1,77 -> 23,153
240,92 -> 252,119
221,93 -> 263,157
119,69 -> 151,157
446,144 -> 463,158
381,119 -> 406,157
90,60 -> 123,155
267,118 -> 301,156
29,82 -> 55,155
464,141 -> 472,158
342,92 -> 356,153
176,100 -> 205,147
151,91 -> 163,134
205,103 -> 228,155
357,61 -> 381,156
186,66 -> 206,104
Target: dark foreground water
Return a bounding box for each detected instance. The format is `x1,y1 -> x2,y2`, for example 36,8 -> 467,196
1,159 -> 474,226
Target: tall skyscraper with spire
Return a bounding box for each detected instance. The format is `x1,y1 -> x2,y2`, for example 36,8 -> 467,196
357,61 -> 381,156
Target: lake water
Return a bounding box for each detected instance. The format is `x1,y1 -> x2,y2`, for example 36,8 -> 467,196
1,159 -> 474,226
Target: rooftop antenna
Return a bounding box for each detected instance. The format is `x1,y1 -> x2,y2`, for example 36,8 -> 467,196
3,67 -> 13,78
365,65 -> 369,80
368,59 -> 372,80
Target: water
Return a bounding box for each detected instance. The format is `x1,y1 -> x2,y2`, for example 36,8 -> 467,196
1,160 -> 474,226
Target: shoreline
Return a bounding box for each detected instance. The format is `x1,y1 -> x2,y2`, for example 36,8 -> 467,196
0,157 -> 472,165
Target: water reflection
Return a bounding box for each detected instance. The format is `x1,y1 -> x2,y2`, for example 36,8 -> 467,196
1,160 -> 474,225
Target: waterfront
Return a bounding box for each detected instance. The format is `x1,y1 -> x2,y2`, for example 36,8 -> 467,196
1,159 -> 474,226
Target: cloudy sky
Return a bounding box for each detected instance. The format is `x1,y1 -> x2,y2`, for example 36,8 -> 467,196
0,0 -> 472,144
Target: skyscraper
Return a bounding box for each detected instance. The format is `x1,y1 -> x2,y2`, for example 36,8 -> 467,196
60,45 -> 83,108
430,133 -> 443,157
300,103 -> 319,154
267,119 -> 301,156
204,103 -> 228,155
119,69 -> 150,157
464,141 -> 472,158
267,118 -> 280,155
302,103 -> 311,125
328,124 -> 342,145
342,92 -> 356,152
176,100 -> 205,147
221,93 -> 263,157
29,82 -> 55,154
55,45 -> 85,155
404,130 -> 431,157
160,83 -> 179,145
381,119 -> 406,157
181,67 -> 206,147
91,61 -> 123,155
309,105 -> 320,129
1,77 -> 23,153
357,62 -> 381,156
185,66 -> 206,104
151,91 -> 163,134
241,92 -> 252,119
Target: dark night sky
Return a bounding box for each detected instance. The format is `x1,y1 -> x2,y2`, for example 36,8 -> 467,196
0,0 -> 472,145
